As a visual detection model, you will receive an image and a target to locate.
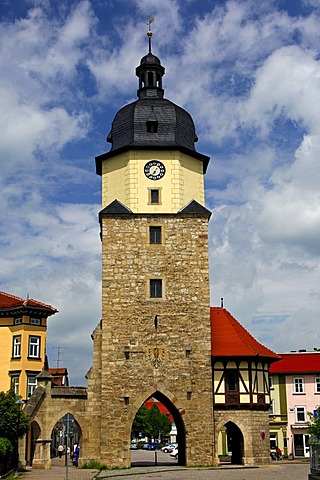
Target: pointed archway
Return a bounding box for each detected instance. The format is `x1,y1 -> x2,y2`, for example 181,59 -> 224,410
152,391 -> 186,466
130,390 -> 186,467
225,421 -> 244,465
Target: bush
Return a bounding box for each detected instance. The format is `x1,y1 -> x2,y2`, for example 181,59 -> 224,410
0,438 -> 13,459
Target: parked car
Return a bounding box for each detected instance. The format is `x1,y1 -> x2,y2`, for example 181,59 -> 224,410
130,442 -> 138,449
161,443 -> 177,453
169,446 -> 178,459
145,443 -> 159,450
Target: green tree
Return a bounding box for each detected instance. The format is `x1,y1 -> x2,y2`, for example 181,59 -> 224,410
308,407 -> 320,441
0,390 -> 30,443
0,438 -> 13,459
132,404 -> 172,442
131,405 -> 150,439
147,404 -> 171,441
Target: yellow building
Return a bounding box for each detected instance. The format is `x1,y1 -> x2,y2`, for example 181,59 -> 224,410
0,291 -> 57,400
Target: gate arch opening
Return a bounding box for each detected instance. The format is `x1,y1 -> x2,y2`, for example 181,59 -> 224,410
130,390 -> 186,466
51,413 -> 81,460
225,421 -> 244,465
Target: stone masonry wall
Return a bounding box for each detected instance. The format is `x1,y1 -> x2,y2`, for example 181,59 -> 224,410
87,212 -> 215,467
214,409 -> 271,466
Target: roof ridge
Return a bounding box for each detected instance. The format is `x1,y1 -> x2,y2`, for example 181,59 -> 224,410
225,309 -> 268,355
0,291 -> 24,301
210,307 -> 280,359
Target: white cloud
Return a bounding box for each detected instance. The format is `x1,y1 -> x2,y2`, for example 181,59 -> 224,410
2,0 -> 320,384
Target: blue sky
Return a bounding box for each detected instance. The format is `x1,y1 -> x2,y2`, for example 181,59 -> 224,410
1,0 -> 320,385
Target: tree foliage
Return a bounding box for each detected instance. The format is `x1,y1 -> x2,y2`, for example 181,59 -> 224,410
0,438 -> 13,459
132,403 -> 172,441
0,390 -> 30,444
308,406 -> 320,443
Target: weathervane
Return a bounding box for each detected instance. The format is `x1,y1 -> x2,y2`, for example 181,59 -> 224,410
146,15 -> 155,53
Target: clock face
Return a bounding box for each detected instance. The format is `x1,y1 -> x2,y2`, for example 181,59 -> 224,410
144,161 -> 166,180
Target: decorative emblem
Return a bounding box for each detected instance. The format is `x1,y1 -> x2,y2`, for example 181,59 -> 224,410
144,161 -> 166,180
148,346 -> 165,369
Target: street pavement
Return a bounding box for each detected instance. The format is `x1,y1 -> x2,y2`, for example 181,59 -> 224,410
19,453 -> 310,480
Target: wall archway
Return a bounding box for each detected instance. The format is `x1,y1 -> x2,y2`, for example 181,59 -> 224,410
225,421 -> 244,465
215,415 -> 246,465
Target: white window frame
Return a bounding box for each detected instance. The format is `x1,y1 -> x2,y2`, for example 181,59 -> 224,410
11,375 -> 20,395
12,335 -> 21,358
27,376 -> 37,398
14,317 -> 22,325
295,406 -> 307,422
294,377 -> 305,394
30,318 -> 41,326
270,433 -> 277,449
269,399 -> 275,415
28,336 -> 40,358
315,377 -> 320,393
269,376 -> 274,390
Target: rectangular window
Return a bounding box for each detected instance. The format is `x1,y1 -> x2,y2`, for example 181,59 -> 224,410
226,371 -> 238,392
27,376 -> 37,398
269,376 -> 274,389
315,377 -> 320,393
10,375 -> 20,395
270,433 -> 277,450
269,399 -> 275,415
12,335 -> 21,358
149,226 -> 162,244
30,318 -> 41,325
296,406 -> 307,422
294,377 -> 305,393
28,336 -> 40,358
150,279 -> 162,298
149,189 -> 160,204
14,317 -> 22,325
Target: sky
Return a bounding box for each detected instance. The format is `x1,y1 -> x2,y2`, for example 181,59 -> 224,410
1,0 -> 320,386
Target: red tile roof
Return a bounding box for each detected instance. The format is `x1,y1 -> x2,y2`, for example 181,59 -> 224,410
270,352 -> 320,373
49,368 -> 69,387
49,368 -> 68,375
211,307 -> 280,360
0,291 -> 57,314
144,399 -> 174,422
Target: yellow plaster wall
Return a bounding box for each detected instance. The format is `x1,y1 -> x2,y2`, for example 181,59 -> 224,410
0,315 -> 47,398
101,150 -> 205,212
0,319 -> 13,392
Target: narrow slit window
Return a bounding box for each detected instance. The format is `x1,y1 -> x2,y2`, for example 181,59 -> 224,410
150,226 -> 162,244
150,279 -> 162,298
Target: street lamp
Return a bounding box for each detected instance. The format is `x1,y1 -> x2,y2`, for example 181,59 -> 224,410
14,398 -> 24,477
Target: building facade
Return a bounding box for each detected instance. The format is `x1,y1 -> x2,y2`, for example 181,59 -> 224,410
211,307 -> 280,464
270,352 -> 320,459
0,291 -> 57,400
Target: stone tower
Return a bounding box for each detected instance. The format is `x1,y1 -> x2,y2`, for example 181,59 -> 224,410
85,30 -> 214,467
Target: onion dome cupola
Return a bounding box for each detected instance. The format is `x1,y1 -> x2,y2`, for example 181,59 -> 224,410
96,31 -> 209,176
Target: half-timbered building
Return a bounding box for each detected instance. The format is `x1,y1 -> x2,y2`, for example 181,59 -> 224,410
211,306 -> 280,464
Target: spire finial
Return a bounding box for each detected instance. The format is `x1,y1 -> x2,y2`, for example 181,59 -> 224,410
146,15 -> 155,54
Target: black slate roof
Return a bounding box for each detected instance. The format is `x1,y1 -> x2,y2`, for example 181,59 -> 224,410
96,48 -> 210,175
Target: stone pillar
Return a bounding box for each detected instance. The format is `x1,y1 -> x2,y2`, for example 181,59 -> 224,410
31,439 -> 52,469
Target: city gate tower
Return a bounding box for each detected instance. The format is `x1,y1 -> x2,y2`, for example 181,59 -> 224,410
85,31 -> 214,467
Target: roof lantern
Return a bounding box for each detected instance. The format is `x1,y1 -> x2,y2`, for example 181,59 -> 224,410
97,19 -> 209,172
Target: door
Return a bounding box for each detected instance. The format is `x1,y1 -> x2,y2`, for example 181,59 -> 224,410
294,434 -> 310,457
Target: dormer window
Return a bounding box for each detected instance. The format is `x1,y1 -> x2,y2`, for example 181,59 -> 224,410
30,318 -> 41,326
146,120 -> 158,133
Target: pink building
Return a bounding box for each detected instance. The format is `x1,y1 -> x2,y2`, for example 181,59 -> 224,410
270,352 -> 320,458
